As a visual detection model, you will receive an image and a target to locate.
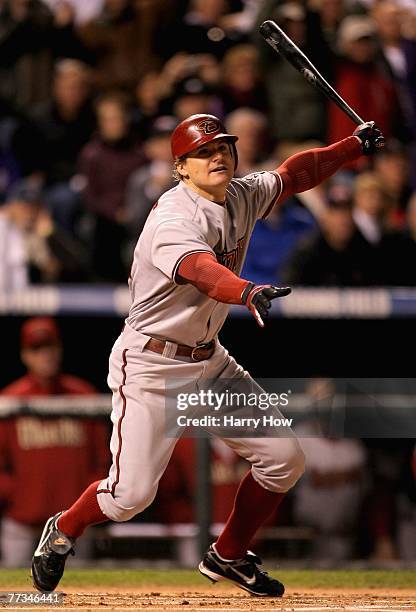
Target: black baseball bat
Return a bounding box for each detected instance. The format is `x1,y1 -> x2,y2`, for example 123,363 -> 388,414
259,19 -> 365,126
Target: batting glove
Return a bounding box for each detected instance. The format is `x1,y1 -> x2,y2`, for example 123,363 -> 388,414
242,283 -> 292,327
353,121 -> 385,155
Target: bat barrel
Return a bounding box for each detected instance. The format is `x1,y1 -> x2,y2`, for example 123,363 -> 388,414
259,19 -> 365,126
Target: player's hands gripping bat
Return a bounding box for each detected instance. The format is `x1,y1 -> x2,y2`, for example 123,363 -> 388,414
353,121 -> 385,155
259,19 -> 384,152
242,283 -> 291,327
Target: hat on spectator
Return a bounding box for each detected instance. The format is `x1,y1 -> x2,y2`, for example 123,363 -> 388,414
21,317 -> 61,349
148,116 -> 179,139
7,179 -> 43,205
172,76 -> 213,101
326,174 -> 354,208
277,2 -> 306,22
338,15 -> 376,45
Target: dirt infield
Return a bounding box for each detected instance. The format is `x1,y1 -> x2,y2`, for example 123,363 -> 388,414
2,571 -> 415,610
49,586 -> 416,611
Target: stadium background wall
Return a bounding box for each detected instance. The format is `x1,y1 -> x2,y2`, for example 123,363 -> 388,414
0,316 -> 412,391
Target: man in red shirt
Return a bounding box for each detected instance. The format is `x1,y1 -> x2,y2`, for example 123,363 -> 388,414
0,317 -> 109,567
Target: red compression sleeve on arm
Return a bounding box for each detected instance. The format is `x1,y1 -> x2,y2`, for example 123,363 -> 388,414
177,252 -> 249,304
276,136 -> 362,203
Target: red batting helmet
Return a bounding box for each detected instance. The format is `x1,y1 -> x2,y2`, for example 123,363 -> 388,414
171,114 -> 239,169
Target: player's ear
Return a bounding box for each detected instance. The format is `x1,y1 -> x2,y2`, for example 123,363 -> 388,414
176,158 -> 189,180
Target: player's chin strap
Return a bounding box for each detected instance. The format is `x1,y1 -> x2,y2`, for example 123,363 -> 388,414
241,283 -> 291,327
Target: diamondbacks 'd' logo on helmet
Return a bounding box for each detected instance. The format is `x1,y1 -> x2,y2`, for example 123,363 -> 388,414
171,114 -> 239,167
197,119 -> 220,135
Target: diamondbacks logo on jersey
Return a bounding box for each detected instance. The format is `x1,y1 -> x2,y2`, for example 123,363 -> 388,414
217,238 -> 245,272
197,119 -> 220,135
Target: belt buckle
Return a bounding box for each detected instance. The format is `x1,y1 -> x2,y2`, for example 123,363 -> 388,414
191,342 -> 212,362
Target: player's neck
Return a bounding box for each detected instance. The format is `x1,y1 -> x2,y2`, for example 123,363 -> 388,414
183,178 -> 227,205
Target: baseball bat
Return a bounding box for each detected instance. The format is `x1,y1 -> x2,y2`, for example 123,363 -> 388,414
259,19 -> 365,126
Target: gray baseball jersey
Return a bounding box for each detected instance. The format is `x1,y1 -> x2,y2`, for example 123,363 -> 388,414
126,172 -> 283,346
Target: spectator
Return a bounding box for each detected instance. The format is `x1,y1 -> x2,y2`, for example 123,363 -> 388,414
0,317 -> 109,567
0,94 -> 47,201
163,0 -> 245,61
0,100 -> 31,199
242,198 -> 318,286
0,179 -> 90,289
132,71 -> 165,139
124,116 -> 177,259
78,91 -> 144,282
42,0 -> 105,25
352,171 -> 392,245
379,190 -> 416,285
30,59 -> 96,234
372,0 -> 407,79
220,44 -> 268,115
168,75 -> 222,123
308,0 -> 347,50
232,125 -> 324,288
354,170 -> 416,287
158,53 -> 221,115
372,0 -> 416,140
397,443 -> 416,561
254,1 -> 330,143
0,0 -> 88,111
360,439 -> 404,561
218,0 -> 261,36
77,0 -> 179,92
373,140 -> 413,226
225,107 -> 270,177
283,199 -> 378,286
327,15 -> 402,169
294,379 -> 367,561
0,185 -> 29,291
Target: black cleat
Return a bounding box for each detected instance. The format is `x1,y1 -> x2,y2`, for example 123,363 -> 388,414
199,544 -> 285,597
31,512 -> 75,592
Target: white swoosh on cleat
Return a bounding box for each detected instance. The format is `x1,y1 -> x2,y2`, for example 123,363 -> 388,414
33,516 -> 56,557
229,567 -> 256,586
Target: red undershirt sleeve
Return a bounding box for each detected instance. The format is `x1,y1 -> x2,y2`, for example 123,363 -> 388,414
273,136 -> 362,205
176,139 -> 362,297
176,252 -> 249,304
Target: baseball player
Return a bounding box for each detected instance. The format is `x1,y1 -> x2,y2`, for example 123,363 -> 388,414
0,317 -> 108,567
31,114 -> 384,596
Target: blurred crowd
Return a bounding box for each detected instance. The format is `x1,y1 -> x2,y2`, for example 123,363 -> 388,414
0,0 -> 416,287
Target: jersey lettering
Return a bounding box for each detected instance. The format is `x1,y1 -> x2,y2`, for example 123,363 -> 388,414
16,417 -> 86,450
216,238 -> 245,273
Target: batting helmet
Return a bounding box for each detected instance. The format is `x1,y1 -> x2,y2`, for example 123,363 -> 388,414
171,114 -> 239,169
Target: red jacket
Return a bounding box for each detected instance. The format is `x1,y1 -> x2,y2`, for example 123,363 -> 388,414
327,60 -> 399,170
0,374 -> 110,526
78,136 -> 144,221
